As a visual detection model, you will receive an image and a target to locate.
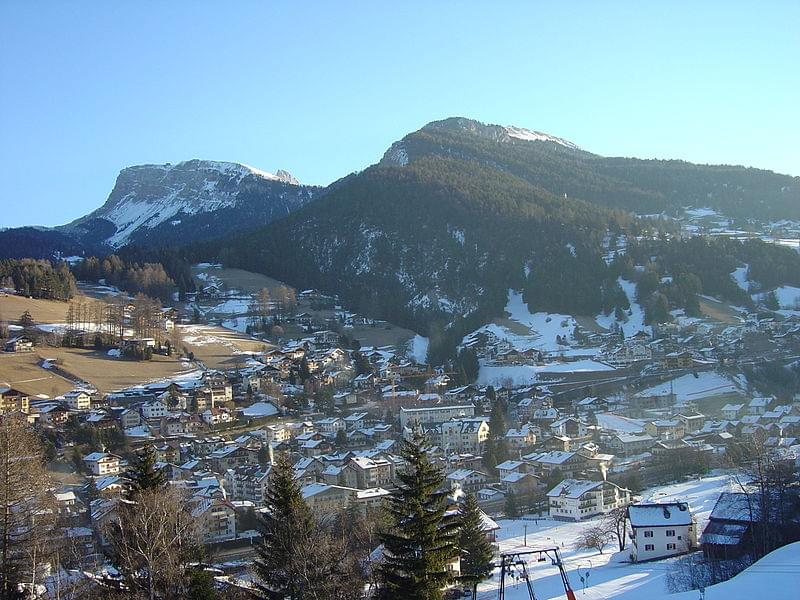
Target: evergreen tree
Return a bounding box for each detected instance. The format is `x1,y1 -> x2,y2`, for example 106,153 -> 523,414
254,452 -> 315,598
253,452 -> 361,600
128,446 -> 167,495
457,494 -> 494,599
504,490 -> 520,518
378,433 -> 460,600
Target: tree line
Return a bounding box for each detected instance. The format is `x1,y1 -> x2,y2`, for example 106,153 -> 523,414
0,258 -> 77,300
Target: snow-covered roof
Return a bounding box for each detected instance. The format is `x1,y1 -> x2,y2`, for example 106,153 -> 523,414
546,478 -> 604,499
628,502 -> 692,527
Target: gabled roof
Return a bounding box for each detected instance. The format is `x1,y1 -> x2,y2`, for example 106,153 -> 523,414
628,502 -> 692,527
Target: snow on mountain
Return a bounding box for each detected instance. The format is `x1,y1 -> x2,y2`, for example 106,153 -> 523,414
70,159 -> 308,248
503,125 -> 581,150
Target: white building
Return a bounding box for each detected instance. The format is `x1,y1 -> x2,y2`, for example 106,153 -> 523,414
441,418 -> 490,453
399,404 -> 475,429
83,452 -> 121,476
627,502 -> 697,562
141,400 -> 169,420
63,390 -> 92,410
547,479 -> 629,521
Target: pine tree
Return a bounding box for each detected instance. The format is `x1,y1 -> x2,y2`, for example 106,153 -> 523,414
378,433 -> 460,600
504,490 -> 519,518
128,446 -> 167,495
457,494 -> 494,599
255,454 -> 364,600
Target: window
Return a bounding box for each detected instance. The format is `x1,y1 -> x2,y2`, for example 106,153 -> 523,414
644,531 -> 654,538
677,535 -> 682,540
666,530 -> 676,537
645,544 -> 654,551
667,543 -> 676,550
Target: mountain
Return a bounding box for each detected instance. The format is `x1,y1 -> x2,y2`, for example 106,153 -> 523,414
0,159 -> 319,259
213,117 -> 800,360
381,117 -> 799,219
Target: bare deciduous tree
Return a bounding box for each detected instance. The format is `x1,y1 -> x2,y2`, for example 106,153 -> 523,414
0,415 -> 56,599
574,525 -> 613,555
103,486 -> 203,600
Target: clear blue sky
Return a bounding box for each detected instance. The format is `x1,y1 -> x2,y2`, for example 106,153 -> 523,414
1,1 -> 798,228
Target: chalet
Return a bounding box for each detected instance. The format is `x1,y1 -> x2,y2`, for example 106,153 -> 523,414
446,469 -> 488,493
0,387 -> 30,414
502,471 -> 540,496
721,403 -> 746,420
83,452 -> 121,476
550,416 -> 588,438
60,389 -> 92,411
644,419 -> 685,441
524,450 -> 587,479
505,425 -> 537,450
301,483 -> 358,513
207,444 -> 258,472
440,418 -> 490,454
35,402 -> 69,425
628,502 -> 697,562
662,351 -> 694,370
4,336 -> 34,353
547,479 -> 630,521
701,492 -> 762,560
607,433 -> 656,457
748,397 -> 772,415
191,496 -> 237,543
343,412 -> 369,430
342,456 -> 394,489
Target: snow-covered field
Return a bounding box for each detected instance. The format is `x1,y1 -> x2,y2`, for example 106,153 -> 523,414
408,334 -> 429,364
465,291 -> 578,355
595,278 -> 648,337
475,474 -> 741,600
635,372 -> 745,404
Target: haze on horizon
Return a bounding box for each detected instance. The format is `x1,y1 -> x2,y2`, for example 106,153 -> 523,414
1,0 -> 798,228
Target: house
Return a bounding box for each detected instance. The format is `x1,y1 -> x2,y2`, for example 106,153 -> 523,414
63,390 -> 93,411
721,403 -> 746,420
223,465 -> 271,504
505,425 -> 537,450
317,417 -> 345,433
700,492 -> 777,560
607,433 -> 656,457
343,412 -> 369,431
524,450 -> 587,479
644,420 -> 685,441
627,502 -> 697,562
191,496 -> 237,543
342,456 -> 394,489
301,483 -> 358,514
4,336 -> 34,353
440,418 -> 490,454
0,386 -> 30,414
207,444 -> 258,472
202,408 -> 232,426
141,400 -> 169,420
662,351 -> 694,370
502,471 -> 540,496
446,469 -> 488,494
83,452 -> 121,476
547,479 -> 630,521
748,397 -> 772,416
550,417 -> 588,439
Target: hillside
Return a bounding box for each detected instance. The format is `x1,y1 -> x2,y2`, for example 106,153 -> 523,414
213,118 -> 800,360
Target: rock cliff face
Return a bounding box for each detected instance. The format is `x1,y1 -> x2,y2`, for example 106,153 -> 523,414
64,159 -> 318,248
